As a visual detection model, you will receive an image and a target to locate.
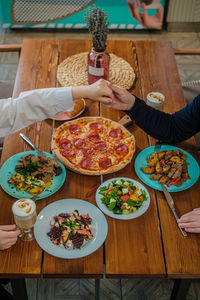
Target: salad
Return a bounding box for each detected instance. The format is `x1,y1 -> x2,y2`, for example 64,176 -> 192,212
98,179 -> 148,215
47,210 -> 93,249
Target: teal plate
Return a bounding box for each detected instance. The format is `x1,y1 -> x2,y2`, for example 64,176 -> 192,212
135,145 -> 200,192
34,199 -> 108,259
0,151 -> 66,200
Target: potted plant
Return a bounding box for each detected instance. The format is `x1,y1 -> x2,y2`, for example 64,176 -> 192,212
84,6 -> 110,84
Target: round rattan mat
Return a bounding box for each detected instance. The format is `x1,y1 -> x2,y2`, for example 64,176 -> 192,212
57,52 -> 135,89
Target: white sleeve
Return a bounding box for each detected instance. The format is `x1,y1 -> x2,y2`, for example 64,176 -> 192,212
0,87 -> 74,137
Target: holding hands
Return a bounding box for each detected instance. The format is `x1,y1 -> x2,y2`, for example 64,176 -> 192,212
85,79 -> 135,111
0,225 -> 21,250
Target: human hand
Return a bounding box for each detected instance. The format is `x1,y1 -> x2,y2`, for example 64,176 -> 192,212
104,83 -> 136,111
0,224 -> 21,250
177,208 -> 200,233
72,79 -> 113,104
127,0 -> 164,29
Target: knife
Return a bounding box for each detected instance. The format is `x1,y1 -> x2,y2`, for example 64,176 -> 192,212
161,184 -> 187,237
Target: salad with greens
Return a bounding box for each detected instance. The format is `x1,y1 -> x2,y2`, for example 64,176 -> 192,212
98,179 -> 148,215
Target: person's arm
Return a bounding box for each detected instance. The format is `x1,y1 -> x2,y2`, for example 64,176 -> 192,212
107,83 -> 200,144
0,80 -> 113,137
0,87 -> 74,137
127,95 -> 200,143
0,225 -> 21,250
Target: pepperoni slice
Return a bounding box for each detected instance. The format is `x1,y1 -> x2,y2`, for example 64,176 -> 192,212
68,124 -> 80,134
115,143 -> 128,154
62,148 -> 75,157
99,157 -> 112,169
74,138 -> 85,149
59,139 -> 72,149
88,132 -> 100,143
89,122 -> 102,130
109,129 -> 122,138
81,158 -> 94,169
93,142 -> 108,151
82,148 -> 94,157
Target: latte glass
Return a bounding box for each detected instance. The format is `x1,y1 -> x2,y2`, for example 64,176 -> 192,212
147,92 -> 165,111
12,199 -> 37,241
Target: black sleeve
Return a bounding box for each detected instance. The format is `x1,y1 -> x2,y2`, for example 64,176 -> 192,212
125,94 -> 200,144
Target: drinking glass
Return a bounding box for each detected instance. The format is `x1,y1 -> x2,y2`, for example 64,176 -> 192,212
12,199 -> 37,241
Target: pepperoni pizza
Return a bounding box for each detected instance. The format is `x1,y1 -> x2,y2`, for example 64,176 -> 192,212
51,117 -> 135,175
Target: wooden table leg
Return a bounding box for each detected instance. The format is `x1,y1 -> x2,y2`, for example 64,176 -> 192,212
11,279 -> 28,300
170,279 -> 191,300
95,279 -> 100,300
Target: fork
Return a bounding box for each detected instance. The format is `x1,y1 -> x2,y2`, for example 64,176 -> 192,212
20,133 -> 47,158
154,142 -> 161,153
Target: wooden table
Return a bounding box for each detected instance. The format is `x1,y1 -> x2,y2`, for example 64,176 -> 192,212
0,39 -> 200,299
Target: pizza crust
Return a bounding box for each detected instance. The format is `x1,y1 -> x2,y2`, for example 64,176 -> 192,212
52,116 -> 135,175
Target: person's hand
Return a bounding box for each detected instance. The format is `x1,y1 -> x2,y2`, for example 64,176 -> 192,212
72,79 -> 114,104
177,208 -> 200,233
104,83 -> 136,111
0,225 -> 21,250
127,0 -> 164,29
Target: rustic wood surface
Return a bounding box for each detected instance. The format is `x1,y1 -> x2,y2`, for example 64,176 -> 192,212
42,40 -> 103,278
0,39 -> 59,277
0,39 -> 199,280
102,40 -> 165,278
135,40 -> 200,278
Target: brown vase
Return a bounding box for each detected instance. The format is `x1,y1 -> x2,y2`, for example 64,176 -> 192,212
88,46 -> 110,84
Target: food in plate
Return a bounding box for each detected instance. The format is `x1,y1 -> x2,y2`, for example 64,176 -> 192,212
51,116 -> 135,175
8,154 -> 62,195
52,99 -> 85,120
47,210 -> 93,249
98,179 -> 148,215
65,99 -> 85,118
141,149 -> 190,187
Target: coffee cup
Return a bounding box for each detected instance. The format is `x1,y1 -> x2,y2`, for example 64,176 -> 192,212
147,92 -> 165,111
12,199 -> 37,241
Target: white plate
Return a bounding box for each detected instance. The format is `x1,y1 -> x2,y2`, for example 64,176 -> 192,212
34,199 -> 108,259
96,177 -> 150,220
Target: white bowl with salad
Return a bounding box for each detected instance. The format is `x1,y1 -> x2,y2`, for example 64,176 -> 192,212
96,177 -> 150,220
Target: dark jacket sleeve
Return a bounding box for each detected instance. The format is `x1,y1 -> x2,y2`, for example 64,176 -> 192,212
125,94 -> 200,144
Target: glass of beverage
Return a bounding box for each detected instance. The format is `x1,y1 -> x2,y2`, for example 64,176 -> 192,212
147,92 -> 165,111
12,199 -> 37,241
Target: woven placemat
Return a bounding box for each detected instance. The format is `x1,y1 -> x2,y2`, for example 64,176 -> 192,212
57,52 -> 135,89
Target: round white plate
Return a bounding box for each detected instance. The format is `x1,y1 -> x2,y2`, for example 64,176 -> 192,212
96,177 -> 150,220
34,199 -> 108,259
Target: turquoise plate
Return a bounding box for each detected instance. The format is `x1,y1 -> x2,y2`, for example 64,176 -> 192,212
135,145 -> 200,192
34,199 -> 108,259
0,151 -> 66,200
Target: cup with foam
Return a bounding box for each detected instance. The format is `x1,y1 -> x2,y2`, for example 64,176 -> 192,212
12,199 -> 37,241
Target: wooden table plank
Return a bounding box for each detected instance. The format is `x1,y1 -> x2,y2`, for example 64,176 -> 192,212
102,40 -> 166,278
135,40 -> 200,278
42,40 -> 104,278
0,39 -> 59,277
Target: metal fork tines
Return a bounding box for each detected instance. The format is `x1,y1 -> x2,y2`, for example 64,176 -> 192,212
20,133 -> 46,158
154,142 -> 161,153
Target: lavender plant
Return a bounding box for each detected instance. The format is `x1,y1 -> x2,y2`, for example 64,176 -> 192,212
84,5 -> 109,49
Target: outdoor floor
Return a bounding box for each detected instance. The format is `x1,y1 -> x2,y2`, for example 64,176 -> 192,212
0,28 -> 200,300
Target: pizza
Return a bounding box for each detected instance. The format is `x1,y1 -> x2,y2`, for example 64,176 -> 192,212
51,117 -> 135,175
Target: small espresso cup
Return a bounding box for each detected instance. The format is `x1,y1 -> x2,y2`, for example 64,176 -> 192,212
12,199 -> 37,241
147,92 -> 165,111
